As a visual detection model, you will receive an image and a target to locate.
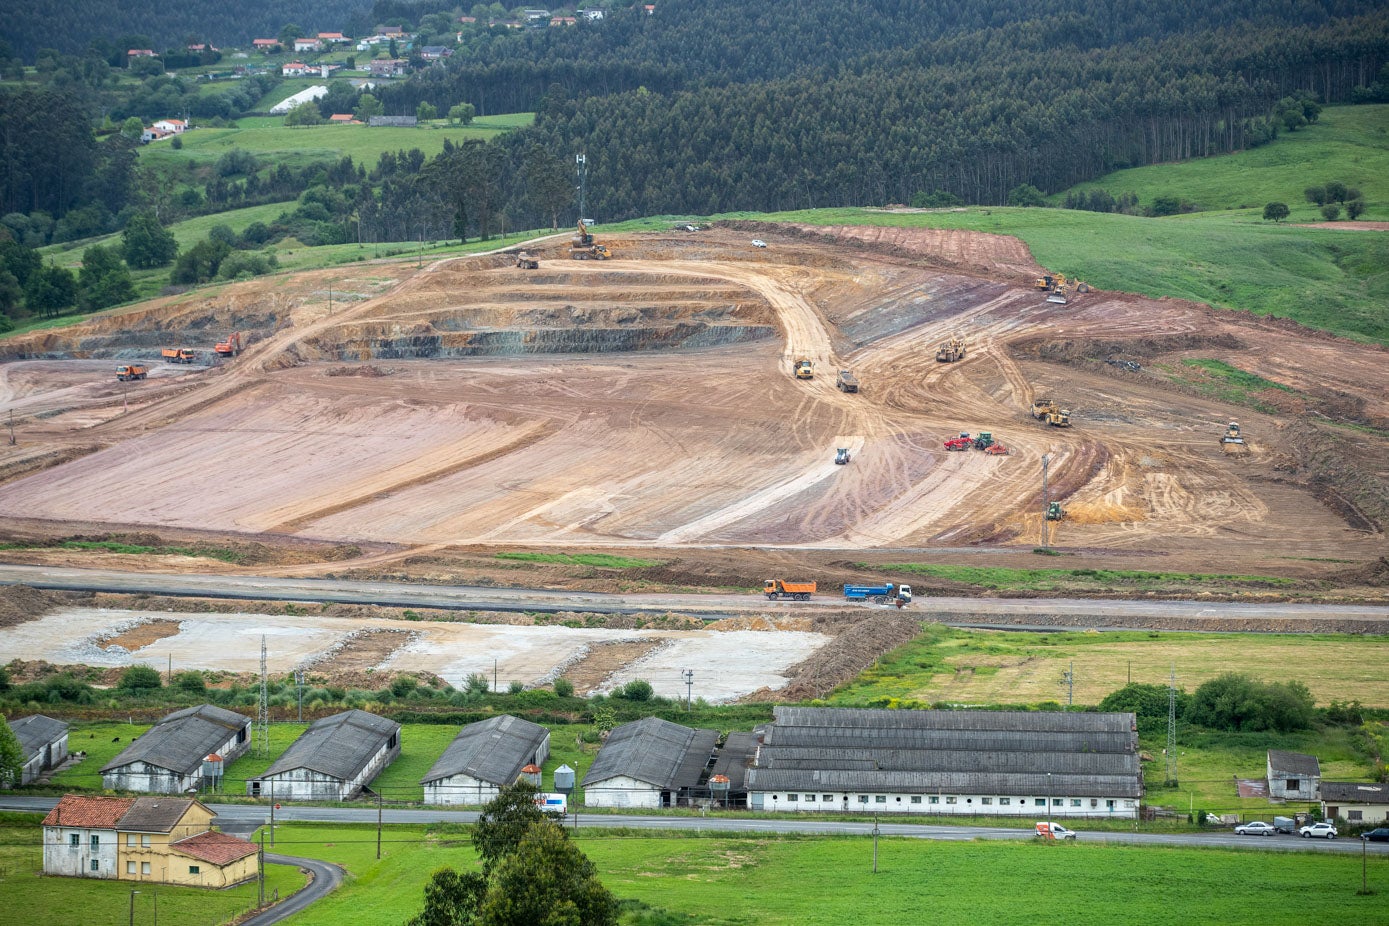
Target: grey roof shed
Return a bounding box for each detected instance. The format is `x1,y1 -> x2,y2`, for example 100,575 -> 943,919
102,705 -> 250,776
262,710 -> 399,782
1320,782 -> 1389,804
421,715 -> 549,786
11,714 -> 68,761
583,717 -> 718,791
1268,750 -> 1321,777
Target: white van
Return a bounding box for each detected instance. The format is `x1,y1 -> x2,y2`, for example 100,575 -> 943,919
1035,821 -> 1077,840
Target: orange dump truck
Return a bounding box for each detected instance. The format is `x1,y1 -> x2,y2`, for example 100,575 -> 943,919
161,347 -> 196,363
764,579 -> 816,601
115,364 -> 147,381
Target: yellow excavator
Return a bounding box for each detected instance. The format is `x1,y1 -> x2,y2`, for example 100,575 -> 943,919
570,219 -> 610,260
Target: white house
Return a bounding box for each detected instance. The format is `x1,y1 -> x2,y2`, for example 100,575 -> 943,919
293,38 -> 320,53
1267,750 -> 1321,801
12,714 -> 69,785
41,795 -> 131,878
152,119 -> 186,134
421,715 -> 550,806
744,707 -> 1143,819
1320,782 -> 1389,824
582,717 -> 718,808
246,710 -> 399,801
102,705 -> 251,793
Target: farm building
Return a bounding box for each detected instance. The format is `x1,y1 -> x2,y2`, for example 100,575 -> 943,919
582,717 -> 718,808
743,707 -> 1142,819
42,794 -> 257,887
1319,782 -> 1389,825
102,705 -> 251,793
1267,750 -> 1321,801
421,715 -> 550,806
11,714 -> 69,785
246,710 -> 400,801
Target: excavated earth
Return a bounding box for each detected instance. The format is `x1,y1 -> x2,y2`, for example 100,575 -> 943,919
1,224 -> 1387,697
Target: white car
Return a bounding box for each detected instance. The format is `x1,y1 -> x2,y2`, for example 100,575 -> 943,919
751,239 -> 767,248
1299,822 -> 1338,839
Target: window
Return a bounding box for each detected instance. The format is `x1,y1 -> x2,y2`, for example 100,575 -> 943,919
91,860 -> 99,872
929,796 -> 939,804
1349,810 -> 1363,821
1035,799 -> 1046,807
69,833 -> 79,848
141,835 -> 151,847
127,861 -> 136,875
787,793 -> 798,802
1071,799 -> 1081,807
90,834 -> 100,849
982,797 -> 993,805
945,796 -> 957,805
127,834 -> 135,846
823,795 -> 834,803
1286,779 -> 1300,792
911,796 -> 922,804
1000,797 -> 1011,806
189,865 -> 201,874
141,862 -> 151,875
1091,799 -> 1098,808
875,795 -> 887,804
804,794 -> 816,802
1106,800 -> 1115,810
1124,800 -> 1136,809
858,795 -> 869,804
1053,799 -> 1063,806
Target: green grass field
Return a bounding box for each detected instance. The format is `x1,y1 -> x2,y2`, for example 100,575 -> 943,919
0,814 -> 305,926
1058,105 -> 1389,213
258,823 -> 1389,926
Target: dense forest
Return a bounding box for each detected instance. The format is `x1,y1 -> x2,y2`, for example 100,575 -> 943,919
3,0 -> 373,60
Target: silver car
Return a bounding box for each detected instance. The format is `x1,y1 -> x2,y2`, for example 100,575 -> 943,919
1234,821 -> 1276,836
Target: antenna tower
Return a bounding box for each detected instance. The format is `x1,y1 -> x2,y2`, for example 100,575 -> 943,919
1165,663 -> 1178,786
258,635 -> 270,757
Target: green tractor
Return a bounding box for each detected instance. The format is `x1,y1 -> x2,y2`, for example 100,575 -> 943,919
1045,502 -> 1066,522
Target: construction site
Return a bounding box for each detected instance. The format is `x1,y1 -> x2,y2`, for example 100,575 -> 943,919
1,222 -> 1387,694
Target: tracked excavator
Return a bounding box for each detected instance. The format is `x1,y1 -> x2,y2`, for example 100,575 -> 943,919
570,219 -> 610,260
1221,421 -> 1250,456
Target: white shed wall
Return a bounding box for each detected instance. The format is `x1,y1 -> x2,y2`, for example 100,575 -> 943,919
747,789 -> 1138,819
584,775 -> 661,809
425,774 -> 500,806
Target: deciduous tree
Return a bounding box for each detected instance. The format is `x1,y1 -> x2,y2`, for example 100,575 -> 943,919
478,821 -> 617,926
121,210 -> 177,268
0,718 -> 23,788
1261,202 -> 1289,223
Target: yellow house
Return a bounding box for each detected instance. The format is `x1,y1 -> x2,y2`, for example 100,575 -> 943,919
117,797 -> 258,888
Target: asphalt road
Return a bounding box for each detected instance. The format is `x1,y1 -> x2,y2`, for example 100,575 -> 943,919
2,564 -> 1386,628
241,854 -> 345,926
4,796 -> 1384,856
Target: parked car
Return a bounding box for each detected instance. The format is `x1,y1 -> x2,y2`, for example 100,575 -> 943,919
1361,827 -> 1389,843
751,239 -> 767,248
1299,822 -> 1338,839
1234,821 -> 1276,836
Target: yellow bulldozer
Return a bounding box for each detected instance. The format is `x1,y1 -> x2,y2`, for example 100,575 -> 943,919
1221,421 -> 1249,456
1034,273 -> 1068,291
1030,398 -> 1072,428
936,336 -> 967,362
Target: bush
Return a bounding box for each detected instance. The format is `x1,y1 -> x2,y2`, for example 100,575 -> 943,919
174,671 -> 206,693
1261,202 -> 1289,223
508,680 -> 525,694
465,672 -> 489,694
1185,673 -> 1316,732
1320,203 -> 1341,222
1006,184 -> 1046,207
1346,199 -> 1366,220
1098,682 -> 1188,734
910,189 -> 962,208
118,665 -> 163,690
391,676 -> 418,697
617,679 -> 653,702
553,678 -> 574,698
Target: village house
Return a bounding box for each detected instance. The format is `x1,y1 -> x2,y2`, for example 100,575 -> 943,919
282,62 -> 313,76
421,715 -> 551,806
11,714 -> 69,785
252,39 -> 280,52
102,704 -> 251,793
550,17 -> 578,27
329,113 -> 359,123
294,38 -> 320,53
368,59 -> 408,77
420,46 -> 453,61
246,710 -> 400,801
152,119 -> 186,134
1320,782 -> 1389,824
1267,750 -> 1321,801
141,127 -> 172,143
127,49 -> 156,58
42,795 -> 257,887
317,32 -> 351,44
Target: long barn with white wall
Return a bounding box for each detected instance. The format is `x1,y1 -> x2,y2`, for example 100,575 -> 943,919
246,710 -> 399,802
421,715 -> 550,806
102,705 -> 250,794
745,707 -> 1142,819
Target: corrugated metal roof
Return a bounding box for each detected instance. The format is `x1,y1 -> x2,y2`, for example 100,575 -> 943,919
711,732 -> 758,791
101,705 -> 251,776
11,714 -> 67,761
582,717 -> 716,790
420,715 -> 549,785
763,727 -> 1135,754
1268,750 -> 1320,777
757,746 -> 1138,776
745,768 -> 1143,798
773,706 -> 1133,733
118,797 -> 201,833
1320,781 -> 1389,803
259,710 -> 399,782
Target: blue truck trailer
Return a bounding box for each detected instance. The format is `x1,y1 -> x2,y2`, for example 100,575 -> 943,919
843,583 -> 912,604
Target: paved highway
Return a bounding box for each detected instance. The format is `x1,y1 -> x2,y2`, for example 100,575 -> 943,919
2,564 -> 1386,628
4,796 -> 1383,856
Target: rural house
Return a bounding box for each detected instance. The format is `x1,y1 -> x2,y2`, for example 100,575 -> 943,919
420,46 -> 453,60
11,714 -> 69,785
294,38 -> 320,53
1319,782 -> 1389,824
1267,750 -> 1321,801
252,39 -> 279,52
152,119 -> 186,134
421,715 -> 551,805
101,704 -> 251,793
743,707 -> 1142,818
582,717 -> 719,808
42,794 -> 257,887
246,709 -> 400,801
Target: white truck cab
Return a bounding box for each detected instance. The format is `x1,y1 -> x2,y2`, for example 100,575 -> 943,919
1036,821 -> 1077,840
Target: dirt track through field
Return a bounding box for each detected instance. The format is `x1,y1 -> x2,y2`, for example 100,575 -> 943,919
0,226 -> 1384,571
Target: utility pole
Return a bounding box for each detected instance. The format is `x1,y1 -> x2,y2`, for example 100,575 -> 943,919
1166,663 -> 1179,787
257,635 -> 269,758
1040,452 -> 1051,547
269,780 -> 275,847
872,815 -> 880,873
575,153 -> 588,222
493,658 -> 498,693
377,791 -> 383,860
683,669 -> 694,710
1060,660 -> 1074,707
257,831 -> 265,907
295,669 -> 304,723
